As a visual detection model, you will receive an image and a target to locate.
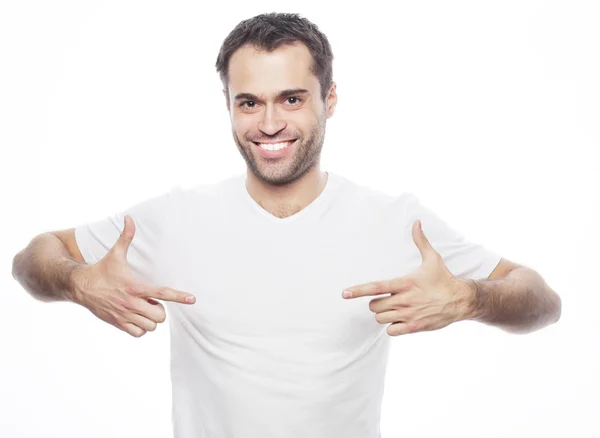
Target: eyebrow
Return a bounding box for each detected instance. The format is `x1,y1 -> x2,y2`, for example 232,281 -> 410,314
233,88 -> 310,102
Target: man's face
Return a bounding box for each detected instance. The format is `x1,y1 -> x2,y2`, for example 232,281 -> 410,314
226,42 -> 336,186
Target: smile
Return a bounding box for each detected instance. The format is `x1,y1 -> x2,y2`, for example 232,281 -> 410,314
253,140 -> 296,151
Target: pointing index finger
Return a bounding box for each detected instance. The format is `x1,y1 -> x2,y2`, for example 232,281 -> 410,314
148,285 -> 196,304
342,277 -> 406,299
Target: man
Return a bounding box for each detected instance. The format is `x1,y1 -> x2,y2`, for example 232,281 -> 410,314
13,12 -> 561,438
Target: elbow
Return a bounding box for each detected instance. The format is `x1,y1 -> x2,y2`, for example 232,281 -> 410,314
550,291 -> 562,324
554,296 -> 562,323
12,252 -> 22,281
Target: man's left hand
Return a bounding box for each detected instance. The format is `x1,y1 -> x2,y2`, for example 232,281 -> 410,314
342,219 -> 474,336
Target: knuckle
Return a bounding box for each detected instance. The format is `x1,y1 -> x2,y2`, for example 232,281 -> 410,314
111,291 -> 130,308
405,322 -> 417,333
119,322 -> 144,338
120,296 -> 135,310
120,323 -> 134,335
371,282 -> 384,294
416,321 -> 430,332
127,328 -> 137,337
401,309 -> 416,320
168,289 -> 181,301
124,283 -> 143,297
124,295 -> 142,312
113,314 -> 126,327
151,287 -> 169,300
148,286 -> 165,300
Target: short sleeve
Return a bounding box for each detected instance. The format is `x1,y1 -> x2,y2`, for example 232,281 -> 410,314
74,185 -> 180,285
401,193 -> 502,281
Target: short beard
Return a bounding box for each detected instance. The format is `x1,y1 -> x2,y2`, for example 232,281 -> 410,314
232,114 -> 327,187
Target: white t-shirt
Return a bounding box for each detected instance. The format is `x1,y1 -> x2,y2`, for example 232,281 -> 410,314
75,170 -> 501,438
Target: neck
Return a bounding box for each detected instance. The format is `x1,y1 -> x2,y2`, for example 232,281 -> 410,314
245,167 -> 328,218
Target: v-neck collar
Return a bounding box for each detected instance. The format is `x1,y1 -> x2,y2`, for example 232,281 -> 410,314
237,171 -> 339,224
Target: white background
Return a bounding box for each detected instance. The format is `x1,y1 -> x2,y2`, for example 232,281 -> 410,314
1,1 -> 598,437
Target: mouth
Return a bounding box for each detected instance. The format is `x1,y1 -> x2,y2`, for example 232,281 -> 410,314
252,139 -> 297,149
252,139 -> 298,158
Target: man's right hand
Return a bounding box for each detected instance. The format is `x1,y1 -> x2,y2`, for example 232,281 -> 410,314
69,215 -> 196,338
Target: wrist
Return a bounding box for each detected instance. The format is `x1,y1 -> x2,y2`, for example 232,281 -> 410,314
455,278 -> 481,322
64,261 -> 87,304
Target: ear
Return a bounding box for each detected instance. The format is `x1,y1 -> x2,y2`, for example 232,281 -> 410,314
325,81 -> 337,119
223,89 -> 230,112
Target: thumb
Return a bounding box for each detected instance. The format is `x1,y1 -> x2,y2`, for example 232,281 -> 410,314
412,219 -> 436,262
113,214 -> 136,258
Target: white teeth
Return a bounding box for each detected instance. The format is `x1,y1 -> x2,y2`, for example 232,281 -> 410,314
257,140 -> 294,151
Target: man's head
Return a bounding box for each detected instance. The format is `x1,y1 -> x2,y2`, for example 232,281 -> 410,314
215,13 -> 337,186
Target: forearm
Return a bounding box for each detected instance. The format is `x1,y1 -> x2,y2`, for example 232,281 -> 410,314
12,233 -> 85,303
463,267 -> 562,334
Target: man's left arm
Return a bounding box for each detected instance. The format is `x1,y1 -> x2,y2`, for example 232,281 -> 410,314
342,221 -> 562,337
460,266 -> 562,334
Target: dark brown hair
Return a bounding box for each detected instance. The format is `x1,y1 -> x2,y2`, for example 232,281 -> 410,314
215,12 -> 334,105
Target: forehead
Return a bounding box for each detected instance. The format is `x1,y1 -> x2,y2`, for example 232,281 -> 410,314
227,42 -> 319,97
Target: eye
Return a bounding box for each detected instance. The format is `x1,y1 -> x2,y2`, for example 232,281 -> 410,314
286,96 -> 302,105
238,97 -> 303,109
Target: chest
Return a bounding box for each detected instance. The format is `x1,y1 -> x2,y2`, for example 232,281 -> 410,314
161,222 -> 412,360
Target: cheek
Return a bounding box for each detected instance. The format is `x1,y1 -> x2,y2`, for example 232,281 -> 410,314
232,115 -> 257,133
232,121 -> 250,139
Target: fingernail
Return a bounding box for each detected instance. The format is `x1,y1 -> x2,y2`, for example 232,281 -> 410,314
186,295 -> 196,303
343,290 -> 352,298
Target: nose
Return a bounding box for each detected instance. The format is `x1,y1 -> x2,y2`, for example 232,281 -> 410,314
257,103 -> 287,136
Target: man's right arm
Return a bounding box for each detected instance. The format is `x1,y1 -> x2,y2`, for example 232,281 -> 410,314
12,233 -> 86,304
